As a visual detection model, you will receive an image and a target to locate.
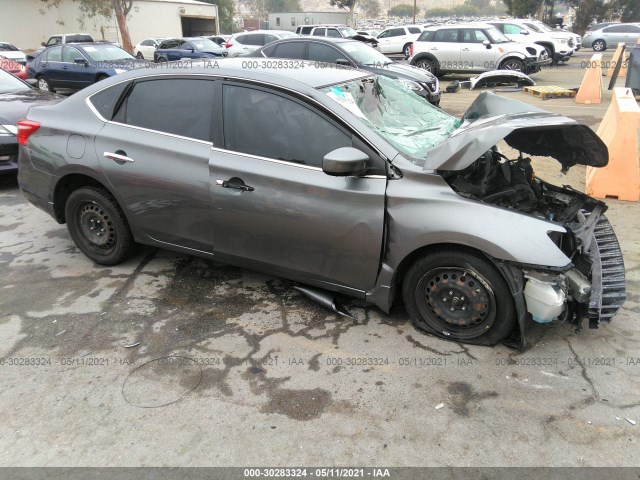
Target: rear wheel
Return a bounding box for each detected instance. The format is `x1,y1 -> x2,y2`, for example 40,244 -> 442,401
592,39 -> 606,52
415,57 -> 437,75
403,43 -> 412,57
500,58 -> 524,71
157,57 -> 167,63
402,249 -> 516,345
65,186 -> 136,265
37,76 -> 54,92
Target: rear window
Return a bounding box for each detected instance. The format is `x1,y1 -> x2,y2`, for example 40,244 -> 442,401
0,43 -> 18,51
418,31 -> 434,42
67,35 -> 93,43
408,27 -> 421,34
89,81 -> 131,120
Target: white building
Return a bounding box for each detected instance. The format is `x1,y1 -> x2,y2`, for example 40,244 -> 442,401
267,11 -> 358,32
0,0 -> 219,51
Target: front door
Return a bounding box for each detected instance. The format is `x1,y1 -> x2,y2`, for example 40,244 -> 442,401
209,82 -> 387,292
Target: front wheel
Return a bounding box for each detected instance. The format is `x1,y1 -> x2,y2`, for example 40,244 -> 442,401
592,39 -> 606,52
402,249 -> 516,345
65,186 -> 136,265
403,43 -> 412,57
136,51 -> 144,59
500,58 -> 524,71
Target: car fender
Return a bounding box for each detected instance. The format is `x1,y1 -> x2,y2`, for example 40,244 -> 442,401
498,51 -> 526,62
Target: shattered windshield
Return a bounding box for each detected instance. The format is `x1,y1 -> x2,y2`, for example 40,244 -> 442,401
320,75 -> 459,162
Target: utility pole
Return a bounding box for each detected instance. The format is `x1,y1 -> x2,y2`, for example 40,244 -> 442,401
413,0 -> 416,23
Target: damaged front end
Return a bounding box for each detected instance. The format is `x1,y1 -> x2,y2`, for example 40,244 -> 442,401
434,93 -> 626,334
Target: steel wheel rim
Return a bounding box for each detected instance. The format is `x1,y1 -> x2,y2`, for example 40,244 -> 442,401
78,202 -> 116,251
415,266 -> 497,339
38,78 -> 49,91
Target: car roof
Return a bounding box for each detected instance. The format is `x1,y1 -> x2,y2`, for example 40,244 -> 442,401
233,30 -> 294,35
268,36 -> 356,45
425,22 -> 494,30
93,58 -> 371,90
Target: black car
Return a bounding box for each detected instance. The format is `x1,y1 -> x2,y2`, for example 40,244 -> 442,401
248,37 -> 440,106
0,69 -> 61,174
154,37 -> 228,62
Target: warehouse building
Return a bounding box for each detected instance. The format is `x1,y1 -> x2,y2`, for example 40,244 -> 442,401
0,0 -> 219,51
267,11 -> 357,32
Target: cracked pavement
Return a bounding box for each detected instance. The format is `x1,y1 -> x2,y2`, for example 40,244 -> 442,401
0,50 -> 639,466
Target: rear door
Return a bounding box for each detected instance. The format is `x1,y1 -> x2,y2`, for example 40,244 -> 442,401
93,77 -> 217,253
209,82 -> 387,292
41,46 -> 65,88
431,28 -> 461,69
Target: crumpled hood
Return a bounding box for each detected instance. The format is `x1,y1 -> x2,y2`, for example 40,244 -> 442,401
424,92 -> 608,172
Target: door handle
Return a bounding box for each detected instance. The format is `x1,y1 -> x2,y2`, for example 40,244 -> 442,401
216,179 -> 254,192
62,66 -> 68,70
430,47 -> 438,50
104,151 -> 134,163
462,48 -> 470,51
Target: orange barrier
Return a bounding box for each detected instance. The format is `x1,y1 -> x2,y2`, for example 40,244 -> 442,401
576,53 -> 602,104
606,43 -> 626,77
586,88 -> 640,201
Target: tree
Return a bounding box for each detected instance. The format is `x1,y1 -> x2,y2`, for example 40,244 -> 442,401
609,0 -> 640,22
564,0 -> 608,35
266,0 -> 302,13
41,0 -> 134,53
200,0 -> 236,33
503,0 -> 543,17
360,0 -> 380,17
388,3 -> 418,17
330,0 -> 357,25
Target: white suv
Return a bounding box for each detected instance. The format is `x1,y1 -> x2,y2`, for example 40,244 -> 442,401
488,20 -> 574,63
376,25 -> 423,56
408,23 -> 548,75
225,30 -> 298,57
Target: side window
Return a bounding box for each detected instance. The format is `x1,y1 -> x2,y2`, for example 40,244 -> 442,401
417,31 -> 433,41
308,43 -> 342,63
273,42 -> 306,59
503,24 -> 523,35
46,46 -> 63,62
326,28 -> 341,38
490,23 -> 504,33
47,37 -> 61,46
264,34 -> 278,44
222,85 -> 351,167
433,29 -> 458,42
89,81 -> 131,120
462,29 -> 488,43
235,35 -> 248,44
116,79 -> 215,142
312,28 -> 326,36
141,40 -> 153,46
389,28 -> 405,37
62,46 -> 83,62
378,30 -> 390,39
247,34 -> 265,45
408,27 -> 421,34
179,42 -> 192,50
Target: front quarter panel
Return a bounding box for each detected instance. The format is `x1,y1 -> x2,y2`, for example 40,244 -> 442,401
384,164 -> 570,269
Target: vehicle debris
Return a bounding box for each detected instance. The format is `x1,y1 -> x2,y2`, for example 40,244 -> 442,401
124,342 -> 141,349
459,70 -> 536,90
435,403 -> 445,410
55,330 -> 67,336
293,286 -> 356,319
626,418 -> 637,426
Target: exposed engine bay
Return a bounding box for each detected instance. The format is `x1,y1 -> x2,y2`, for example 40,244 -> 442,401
441,147 -> 627,330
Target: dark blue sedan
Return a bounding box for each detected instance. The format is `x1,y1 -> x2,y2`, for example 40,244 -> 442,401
154,37 -> 228,62
26,43 -> 145,93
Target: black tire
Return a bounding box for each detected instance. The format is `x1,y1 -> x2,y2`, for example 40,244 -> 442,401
541,45 -> 553,61
36,75 -> 54,93
65,186 -> 135,266
500,58 -> 524,71
136,51 -> 144,59
592,39 -> 606,52
402,43 -> 412,57
157,57 -> 167,63
414,57 -> 437,75
402,249 -> 516,345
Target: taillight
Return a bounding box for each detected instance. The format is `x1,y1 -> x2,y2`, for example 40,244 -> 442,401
17,119 -> 40,146
225,43 -> 232,48
409,43 -> 414,56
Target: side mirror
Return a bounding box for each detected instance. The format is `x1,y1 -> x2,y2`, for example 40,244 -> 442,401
323,147 -> 369,177
186,47 -> 195,52
520,30 -> 530,35
41,42 -> 46,47
483,39 -> 491,49
74,58 -> 88,66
